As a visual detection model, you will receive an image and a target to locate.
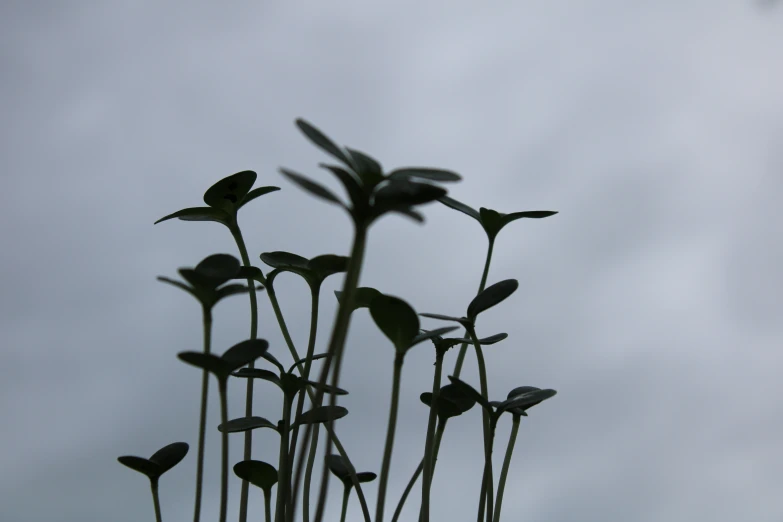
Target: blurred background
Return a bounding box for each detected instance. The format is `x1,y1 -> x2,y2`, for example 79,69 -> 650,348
1,1 -> 781,521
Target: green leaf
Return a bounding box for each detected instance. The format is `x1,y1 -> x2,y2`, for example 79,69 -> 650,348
308,255 -> 349,280
499,210 -> 558,228
369,294 -> 420,352
420,392 -> 464,420
260,251 -> 310,271
479,207 -> 504,239
373,180 -> 447,208
467,279 -> 518,319
293,405 -> 349,428
411,326 -> 460,347
154,206 -> 230,226
419,312 -> 472,327
261,352 -> 285,373
233,460 -> 278,493
319,164 -> 366,207
326,454 -> 356,486
447,376 -> 490,411
234,266 -> 265,283
387,168 -> 461,183
345,147 -> 384,187
335,287 -> 382,312
218,416 -> 278,433
178,352 -> 225,374
440,383 -> 477,415
305,380 -> 349,396
356,472 -> 377,483
437,195 -> 480,221
279,168 -> 344,206
499,388 -> 557,415
117,456 -> 161,479
221,339 -> 270,373
156,276 -> 197,299
295,119 -> 352,166
196,254 -> 241,284
238,186 -> 281,209
288,353 -> 331,374
232,368 -> 282,389
387,207 -> 425,223
280,373 -> 307,397
215,284 -> 254,301
148,442 -> 189,474
203,171 -> 257,212
179,268 -> 223,290
118,442 -> 189,480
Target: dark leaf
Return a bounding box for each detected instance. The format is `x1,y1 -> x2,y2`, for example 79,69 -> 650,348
507,386 -> 541,400
221,339 -> 270,373
117,456 -> 161,479
156,277 -> 197,299
203,171 -> 257,212
218,416 -> 278,433
308,255 -> 348,280
305,380 -> 349,396
440,383 -> 477,415
293,405 -> 349,427
232,368 -> 282,389
260,251 -> 310,271
387,168 -> 461,183
279,168 -> 344,206
295,119 -> 352,166
479,207 -> 504,239
238,186 -> 281,209
356,472 -> 377,483
288,353 -> 331,374
233,460 -> 278,492
178,352 -> 225,374
261,352 -> 285,373
154,206 -> 230,226
499,210 -> 558,228
387,207 -> 425,223
499,388 -> 557,415
411,326 -> 460,347
373,180 -> 447,208
335,287 -> 382,312
326,454 -> 356,485
234,266 -> 264,283
447,376 -> 490,410
420,392 -> 464,419
345,147 -> 384,187
148,442 -> 189,474
419,312 -> 472,327
370,294 -> 420,352
196,254 -> 241,283
319,164 -> 365,207
466,279 -> 519,319
280,373 -> 307,397
437,195 -> 480,221
215,284 -> 254,301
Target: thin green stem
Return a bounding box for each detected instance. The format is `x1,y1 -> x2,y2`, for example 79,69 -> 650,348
275,394 -> 292,522
420,351 -> 445,522
394,418 -> 447,522
231,225 -> 259,522
218,378 -> 230,522
375,352 -> 405,522
340,485 -> 351,522
151,479 -> 162,522
493,415 -> 520,522
193,307 -> 212,522
304,224 -> 369,522
264,491 -> 272,522
303,423 -> 320,522
466,326 -> 494,522
288,286 -> 320,460
453,237 -> 494,378
266,282 -> 305,367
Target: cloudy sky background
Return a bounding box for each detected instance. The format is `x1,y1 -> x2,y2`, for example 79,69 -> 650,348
1,1 -> 782,521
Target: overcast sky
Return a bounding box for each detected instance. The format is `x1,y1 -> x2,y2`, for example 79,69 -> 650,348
1,2 -> 782,521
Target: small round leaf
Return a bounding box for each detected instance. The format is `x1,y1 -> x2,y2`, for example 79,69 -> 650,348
293,405 -> 349,428
369,294 -> 420,352
233,460 -> 278,493
466,279 -> 519,319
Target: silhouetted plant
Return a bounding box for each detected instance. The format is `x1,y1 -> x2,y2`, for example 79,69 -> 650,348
117,118 -> 560,522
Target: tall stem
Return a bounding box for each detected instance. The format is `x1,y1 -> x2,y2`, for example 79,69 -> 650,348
420,350 -> 444,522
288,287 -> 320,460
493,415 -> 520,522
151,479 -> 162,522
231,225 -> 259,522
275,394 -> 292,522
339,485 -> 351,522
375,352 -> 405,522
305,224 -> 369,522
453,237 -> 494,378
193,307 -> 212,522
218,378 -> 230,522
466,327 -> 494,522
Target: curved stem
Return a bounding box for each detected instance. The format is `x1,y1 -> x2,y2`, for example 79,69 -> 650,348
466,326 -> 494,522
275,394 -> 293,522
151,479 -> 162,522
288,286 -> 320,461
375,352 -> 405,522
340,485 -> 351,522
193,307 -> 212,522
394,418 -> 447,522
493,415 -> 520,522
302,224 -> 369,522
420,350 -> 445,522
266,282 -> 305,366
303,423 -> 320,522
453,237 -> 494,378
231,225 -> 259,522
218,378 -> 230,522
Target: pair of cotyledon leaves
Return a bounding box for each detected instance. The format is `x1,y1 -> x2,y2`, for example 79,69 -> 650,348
335,279 -> 520,353
118,442 -> 189,483
157,253 -> 262,310
446,376 -> 557,419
